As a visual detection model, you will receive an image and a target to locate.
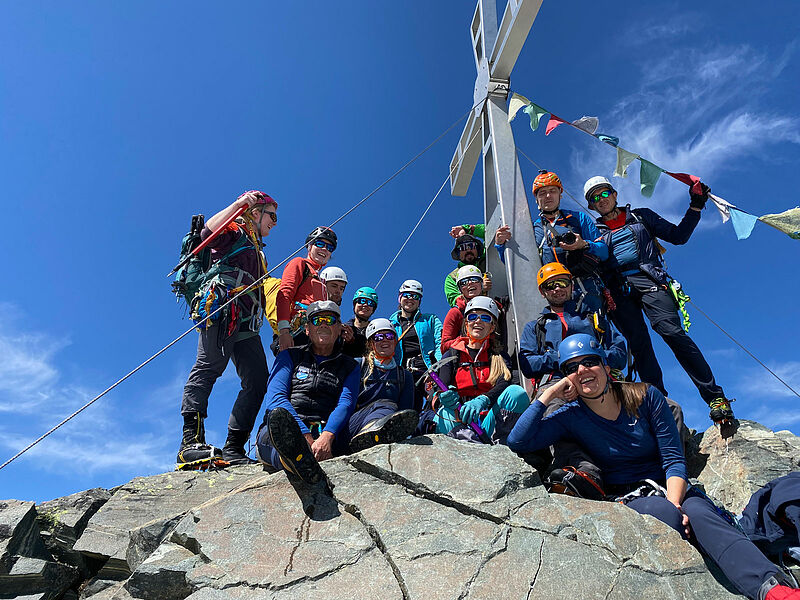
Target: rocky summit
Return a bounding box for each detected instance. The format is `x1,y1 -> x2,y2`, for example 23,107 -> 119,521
1,420 -> 798,600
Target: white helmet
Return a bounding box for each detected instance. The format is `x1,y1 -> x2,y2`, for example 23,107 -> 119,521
464,296 -> 499,320
320,266 -> 348,284
306,300 -> 341,319
399,279 -> 423,296
583,176 -> 615,202
456,265 -> 483,286
365,318 -> 395,340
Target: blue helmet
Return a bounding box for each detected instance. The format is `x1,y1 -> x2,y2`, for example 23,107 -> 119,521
558,334 -> 607,367
353,286 -> 378,306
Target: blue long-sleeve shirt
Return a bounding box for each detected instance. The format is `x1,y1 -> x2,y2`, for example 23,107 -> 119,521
263,350 -> 360,437
507,385 -> 687,484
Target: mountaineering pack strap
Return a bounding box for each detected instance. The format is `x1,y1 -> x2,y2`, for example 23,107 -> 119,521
611,479 -> 667,504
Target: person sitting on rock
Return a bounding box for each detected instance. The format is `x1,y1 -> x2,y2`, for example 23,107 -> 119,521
320,266 -> 347,306
340,286 -> 378,359
348,319 -> 418,452
256,300 -> 359,484
507,334 -> 800,600
441,265 -> 501,353
430,296 -> 529,444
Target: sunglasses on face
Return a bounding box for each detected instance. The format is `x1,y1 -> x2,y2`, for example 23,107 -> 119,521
466,313 -> 493,323
561,355 -> 603,375
371,332 -> 396,342
312,240 -> 336,252
400,292 -> 421,301
355,298 -> 377,307
458,276 -> 482,287
309,315 -> 339,326
542,279 -> 572,291
590,189 -> 613,203
458,242 -> 478,252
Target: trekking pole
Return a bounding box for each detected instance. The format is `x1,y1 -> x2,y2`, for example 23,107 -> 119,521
166,204 -> 249,277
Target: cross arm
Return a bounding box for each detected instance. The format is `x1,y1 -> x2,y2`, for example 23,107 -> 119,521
449,106 -> 483,197
489,0 -> 544,81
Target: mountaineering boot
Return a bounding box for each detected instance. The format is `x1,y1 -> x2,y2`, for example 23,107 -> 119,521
709,398 -> 738,439
545,467 -> 606,501
176,413 -> 224,470
350,409 -> 418,453
222,429 -> 256,465
267,407 -> 326,484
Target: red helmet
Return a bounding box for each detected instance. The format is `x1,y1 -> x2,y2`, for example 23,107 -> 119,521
532,170 -> 562,197
239,190 -> 277,208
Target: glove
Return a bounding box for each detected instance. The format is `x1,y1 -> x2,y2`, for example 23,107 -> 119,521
437,389 -> 461,411
459,395 -> 491,424
689,183 -> 710,210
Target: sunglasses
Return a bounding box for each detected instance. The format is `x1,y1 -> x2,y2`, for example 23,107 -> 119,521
400,292 -> 421,301
561,355 -> 603,375
312,240 -> 336,252
264,211 -> 277,223
542,279 -> 572,291
354,298 -> 377,307
466,313 -> 493,323
458,242 -> 478,251
309,314 -> 339,326
590,189 -> 613,203
458,276 -> 482,287
372,332 -> 396,342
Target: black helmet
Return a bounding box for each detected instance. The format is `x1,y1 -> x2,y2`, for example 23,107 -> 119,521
451,234 -> 484,261
306,226 -> 338,250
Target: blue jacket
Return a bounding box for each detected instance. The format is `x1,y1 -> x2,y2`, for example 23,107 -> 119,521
389,309 -> 443,369
533,209 -> 609,264
354,357 -> 415,412
739,471 -> 800,544
518,301 -> 626,380
595,205 -> 700,286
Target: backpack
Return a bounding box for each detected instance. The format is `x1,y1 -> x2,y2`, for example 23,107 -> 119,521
262,262 -> 314,335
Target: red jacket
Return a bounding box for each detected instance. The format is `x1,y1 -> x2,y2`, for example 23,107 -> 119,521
441,296 -> 467,353
276,256 -> 326,327
447,337 -> 494,399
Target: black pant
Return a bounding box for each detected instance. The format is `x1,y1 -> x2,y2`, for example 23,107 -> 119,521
181,323 -> 268,436
609,277 -> 724,405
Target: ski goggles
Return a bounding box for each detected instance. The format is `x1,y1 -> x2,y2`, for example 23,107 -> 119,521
542,278 -> 572,291
466,313 -> 493,323
589,189 -> 613,203
400,292 -> 421,301
312,240 -> 336,252
354,297 -> 377,307
561,355 -> 603,375
371,331 -> 396,342
457,276 -> 482,287
309,314 -> 339,326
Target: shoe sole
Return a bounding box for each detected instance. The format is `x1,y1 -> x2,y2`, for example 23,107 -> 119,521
268,408 -> 325,484
175,457 -> 230,471
350,410 -> 418,453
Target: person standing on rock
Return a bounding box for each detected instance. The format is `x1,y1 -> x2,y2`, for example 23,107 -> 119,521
255,301 -> 360,484
585,175 -> 736,434
507,334 -> 799,600
178,190 -> 277,469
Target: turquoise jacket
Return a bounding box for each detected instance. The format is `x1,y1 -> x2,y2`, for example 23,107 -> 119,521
389,309 -> 443,370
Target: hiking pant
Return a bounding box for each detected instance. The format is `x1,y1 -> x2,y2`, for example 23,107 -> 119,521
347,401 -> 401,442
628,491 -> 778,599
434,385 -> 529,439
532,384 -> 688,484
254,409 -> 349,470
609,282 -> 724,405
181,323 -> 268,437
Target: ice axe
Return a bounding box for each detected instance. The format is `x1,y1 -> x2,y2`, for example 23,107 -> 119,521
167,204 -> 249,277
417,355 -> 493,444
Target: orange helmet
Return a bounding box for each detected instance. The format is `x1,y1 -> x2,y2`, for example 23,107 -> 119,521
537,262 -> 572,288
532,170 -> 563,196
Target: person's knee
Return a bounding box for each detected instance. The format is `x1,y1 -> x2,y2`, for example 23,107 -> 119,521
497,385 -> 531,413
681,495 -> 716,522
650,316 -> 684,339
628,497 -> 684,534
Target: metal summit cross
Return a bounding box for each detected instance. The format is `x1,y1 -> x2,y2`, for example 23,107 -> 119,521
450,0 -> 545,357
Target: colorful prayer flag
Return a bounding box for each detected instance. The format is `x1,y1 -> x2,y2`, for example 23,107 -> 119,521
729,208 -> 758,240
571,116 -> 599,134
614,147 -> 639,178
759,208 -> 800,240
709,193 -> 735,223
523,103 -> 549,132
666,171 -> 704,195
639,159 -> 663,198
507,93 -> 531,123
545,114 -> 568,135
595,134 -> 619,147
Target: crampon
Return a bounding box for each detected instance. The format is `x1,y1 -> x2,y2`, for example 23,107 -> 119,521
175,455 -> 230,471
709,398 -> 738,438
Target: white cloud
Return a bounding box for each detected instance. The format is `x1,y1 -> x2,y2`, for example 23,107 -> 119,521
737,360 -> 800,400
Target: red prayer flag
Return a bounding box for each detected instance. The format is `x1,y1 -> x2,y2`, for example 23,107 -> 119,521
545,114 -> 568,136
666,171 -> 704,195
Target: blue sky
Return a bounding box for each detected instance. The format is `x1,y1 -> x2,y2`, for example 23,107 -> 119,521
1,1 -> 798,502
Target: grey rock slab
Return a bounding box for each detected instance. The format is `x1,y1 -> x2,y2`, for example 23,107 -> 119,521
78,577 -> 119,599
0,501 -> 49,573
691,420 -> 800,512
124,542 -> 202,600
0,555 -> 78,599
73,466 -> 263,578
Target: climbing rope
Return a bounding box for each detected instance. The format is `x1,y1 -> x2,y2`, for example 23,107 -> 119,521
0,100 -> 486,473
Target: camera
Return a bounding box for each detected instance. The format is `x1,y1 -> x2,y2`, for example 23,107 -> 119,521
554,231 -> 577,245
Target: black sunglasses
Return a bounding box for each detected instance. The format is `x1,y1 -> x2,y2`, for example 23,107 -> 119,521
561,355 -> 603,375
